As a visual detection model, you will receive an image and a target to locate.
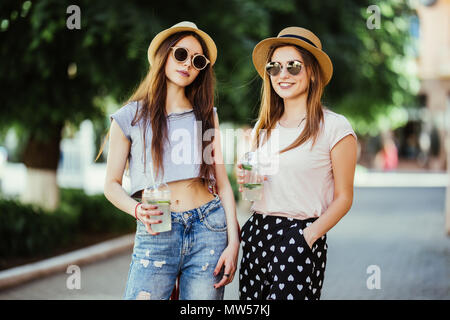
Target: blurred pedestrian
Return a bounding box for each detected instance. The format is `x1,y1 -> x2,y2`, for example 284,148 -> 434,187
236,27 -> 357,300
101,21 -> 239,300
374,132 -> 398,171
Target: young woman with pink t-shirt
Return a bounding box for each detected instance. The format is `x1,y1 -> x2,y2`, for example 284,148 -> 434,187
237,27 -> 358,300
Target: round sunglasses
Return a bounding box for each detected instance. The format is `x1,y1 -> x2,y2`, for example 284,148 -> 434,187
265,60 -> 303,77
170,46 -> 210,71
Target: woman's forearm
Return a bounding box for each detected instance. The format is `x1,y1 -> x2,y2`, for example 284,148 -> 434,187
104,181 -> 139,217
217,182 -> 240,245
307,193 -> 353,243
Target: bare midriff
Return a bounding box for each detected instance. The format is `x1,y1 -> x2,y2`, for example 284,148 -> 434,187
134,178 -> 215,213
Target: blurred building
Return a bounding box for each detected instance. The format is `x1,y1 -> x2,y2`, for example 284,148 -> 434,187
416,0 -> 450,170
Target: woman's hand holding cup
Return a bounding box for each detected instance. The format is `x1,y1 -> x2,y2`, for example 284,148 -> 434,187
136,203 -> 163,235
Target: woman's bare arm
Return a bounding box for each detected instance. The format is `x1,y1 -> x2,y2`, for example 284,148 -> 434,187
303,134 -> 357,247
103,120 -> 137,215
103,120 -> 161,235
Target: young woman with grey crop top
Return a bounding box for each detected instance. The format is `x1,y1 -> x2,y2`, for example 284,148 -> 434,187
103,22 -> 239,300
236,27 -> 358,300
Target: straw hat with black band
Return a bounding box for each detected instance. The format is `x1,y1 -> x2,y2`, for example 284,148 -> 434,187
147,21 -> 217,67
252,27 -> 333,85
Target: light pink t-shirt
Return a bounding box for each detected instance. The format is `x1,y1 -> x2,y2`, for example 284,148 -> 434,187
250,109 -> 357,220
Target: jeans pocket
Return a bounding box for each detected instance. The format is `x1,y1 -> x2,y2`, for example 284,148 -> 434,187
203,205 -> 227,232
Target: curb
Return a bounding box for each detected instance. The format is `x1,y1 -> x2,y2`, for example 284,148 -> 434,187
354,171 -> 447,187
0,233 -> 135,290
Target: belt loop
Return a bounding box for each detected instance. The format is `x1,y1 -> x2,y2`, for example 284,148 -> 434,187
197,207 -> 204,221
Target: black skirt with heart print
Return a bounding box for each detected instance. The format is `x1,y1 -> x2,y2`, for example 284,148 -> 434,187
239,212 -> 328,300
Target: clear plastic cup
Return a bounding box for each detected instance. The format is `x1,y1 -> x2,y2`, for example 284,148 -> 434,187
241,151 -> 264,201
142,182 -> 172,233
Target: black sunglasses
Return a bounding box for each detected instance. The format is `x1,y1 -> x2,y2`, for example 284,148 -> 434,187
265,60 -> 303,76
170,46 -> 210,71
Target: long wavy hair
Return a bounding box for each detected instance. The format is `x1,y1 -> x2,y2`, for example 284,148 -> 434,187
253,44 -> 326,152
98,31 -> 216,188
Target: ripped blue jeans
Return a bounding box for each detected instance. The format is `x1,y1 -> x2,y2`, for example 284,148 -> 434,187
123,194 -> 228,300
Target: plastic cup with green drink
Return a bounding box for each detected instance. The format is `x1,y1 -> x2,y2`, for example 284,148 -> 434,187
142,182 -> 172,233
241,151 -> 264,201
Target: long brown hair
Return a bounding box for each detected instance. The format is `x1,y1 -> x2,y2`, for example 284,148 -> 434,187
253,44 -> 325,153
98,31 -> 216,187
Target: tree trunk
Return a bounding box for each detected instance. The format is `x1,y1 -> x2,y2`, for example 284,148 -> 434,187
21,123 -> 63,211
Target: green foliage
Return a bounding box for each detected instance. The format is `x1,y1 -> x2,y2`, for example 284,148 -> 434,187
0,0 -> 417,148
59,188 -> 136,233
0,199 -> 77,258
0,189 -> 135,265
215,0 -> 418,134
0,0 -> 136,142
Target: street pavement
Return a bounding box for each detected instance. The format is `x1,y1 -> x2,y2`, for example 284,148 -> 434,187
0,187 -> 449,300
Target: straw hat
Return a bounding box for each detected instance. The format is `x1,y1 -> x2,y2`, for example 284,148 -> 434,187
147,21 -> 217,67
252,27 -> 333,85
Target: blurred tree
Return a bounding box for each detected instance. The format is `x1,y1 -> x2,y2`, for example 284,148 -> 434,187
0,0 -> 139,209
0,0 -> 416,208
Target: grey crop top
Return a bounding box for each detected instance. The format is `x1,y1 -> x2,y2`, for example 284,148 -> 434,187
110,100 -> 217,196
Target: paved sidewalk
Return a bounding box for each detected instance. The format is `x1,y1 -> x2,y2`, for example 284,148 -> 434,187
0,187 -> 448,299
321,187 -> 449,299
